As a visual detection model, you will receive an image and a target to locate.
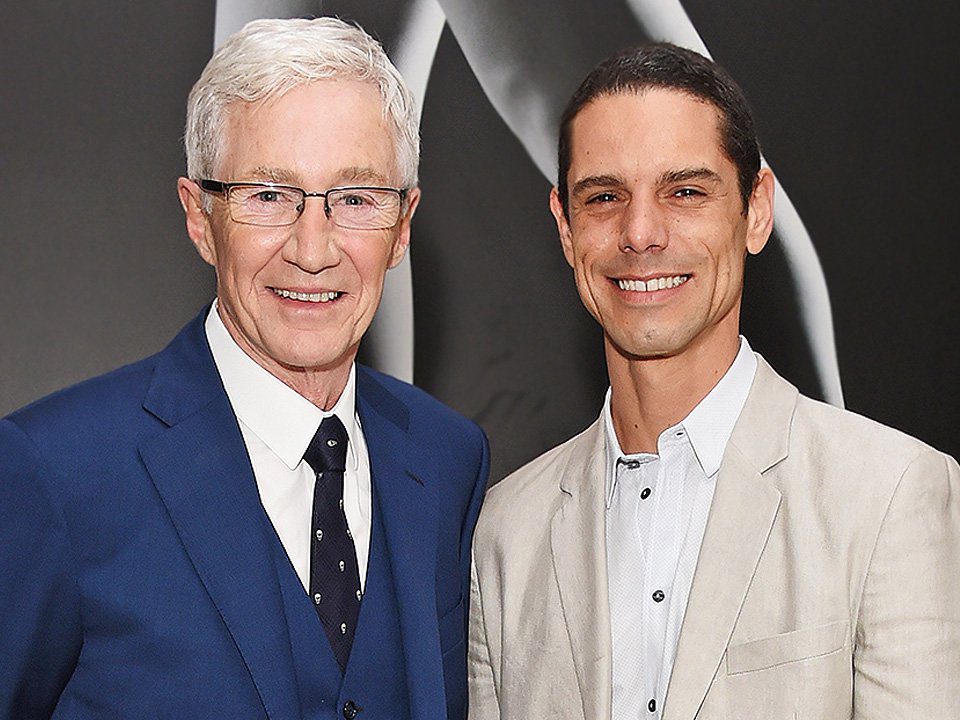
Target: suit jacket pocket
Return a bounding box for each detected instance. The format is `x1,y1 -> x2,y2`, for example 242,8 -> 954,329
439,595 -> 466,654
726,620 -> 849,675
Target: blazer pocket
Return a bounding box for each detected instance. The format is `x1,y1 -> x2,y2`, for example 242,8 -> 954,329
438,595 -> 466,654
726,620 -> 849,675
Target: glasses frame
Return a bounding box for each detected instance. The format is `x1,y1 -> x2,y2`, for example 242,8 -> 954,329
198,179 -> 408,229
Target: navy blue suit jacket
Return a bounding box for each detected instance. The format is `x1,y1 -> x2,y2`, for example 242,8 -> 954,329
0,311 -> 489,719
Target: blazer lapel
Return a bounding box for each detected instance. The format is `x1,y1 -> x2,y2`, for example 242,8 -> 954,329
138,316 -> 299,720
550,418 -> 612,720
662,359 -> 796,720
357,368 -> 444,718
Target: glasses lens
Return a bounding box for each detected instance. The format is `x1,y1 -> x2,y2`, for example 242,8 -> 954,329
228,185 -> 304,226
327,188 -> 402,230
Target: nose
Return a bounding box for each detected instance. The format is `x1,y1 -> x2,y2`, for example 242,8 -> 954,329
281,197 -> 340,272
619,194 -> 669,254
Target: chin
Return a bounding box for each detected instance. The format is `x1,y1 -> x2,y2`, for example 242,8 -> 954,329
608,328 -> 693,362
261,337 -> 344,372
288,350 -> 351,373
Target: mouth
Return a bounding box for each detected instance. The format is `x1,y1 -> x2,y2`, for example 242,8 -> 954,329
270,287 -> 343,303
614,274 -> 690,293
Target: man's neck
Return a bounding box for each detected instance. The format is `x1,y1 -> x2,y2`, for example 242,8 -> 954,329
267,363 -> 353,411
216,306 -> 353,412
606,330 -> 741,454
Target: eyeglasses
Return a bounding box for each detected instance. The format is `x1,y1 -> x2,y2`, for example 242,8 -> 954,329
198,179 -> 407,230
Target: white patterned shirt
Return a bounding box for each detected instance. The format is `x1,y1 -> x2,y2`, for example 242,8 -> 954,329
605,338 -> 757,719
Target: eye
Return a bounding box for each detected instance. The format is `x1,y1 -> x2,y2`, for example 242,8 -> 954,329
673,187 -> 706,199
341,193 -> 369,206
585,191 -> 619,204
234,186 -> 299,206
330,190 -> 380,208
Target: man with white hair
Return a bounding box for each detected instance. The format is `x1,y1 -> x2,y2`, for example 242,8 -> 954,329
0,18 -> 488,720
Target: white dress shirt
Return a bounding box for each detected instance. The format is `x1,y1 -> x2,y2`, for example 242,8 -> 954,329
605,337 -> 757,719
205,302 -> 372,592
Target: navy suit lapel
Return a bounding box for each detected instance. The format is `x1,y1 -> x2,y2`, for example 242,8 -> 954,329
138,314 -> 300,720
357,368 -> 444,717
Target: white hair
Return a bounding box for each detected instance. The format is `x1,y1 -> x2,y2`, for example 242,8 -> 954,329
184,17 -> 419,192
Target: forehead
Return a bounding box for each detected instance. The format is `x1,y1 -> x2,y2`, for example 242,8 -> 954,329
567,88 -> 729,179
218,79 -> 396,182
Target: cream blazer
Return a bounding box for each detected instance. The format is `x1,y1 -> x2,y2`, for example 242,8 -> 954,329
468,358 -> 960,719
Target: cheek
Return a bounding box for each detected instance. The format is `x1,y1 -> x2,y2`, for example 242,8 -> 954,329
572,252 -> 608,317
349,242 -> 394,294
708,245 -> 746,307
570,249 -> 595,287
227,236 -> 284,278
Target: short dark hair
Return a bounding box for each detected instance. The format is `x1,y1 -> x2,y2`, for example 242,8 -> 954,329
557,43 -> 761,217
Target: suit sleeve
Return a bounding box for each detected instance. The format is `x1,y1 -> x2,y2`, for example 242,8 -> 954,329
853,447 -> 960,718
460,429 -> 490,612
0,419 -> 82,720
468,542 -> 501,720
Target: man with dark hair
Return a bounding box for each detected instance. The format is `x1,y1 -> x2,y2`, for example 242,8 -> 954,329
557,44 -> 761,217
468,43 -> 959,719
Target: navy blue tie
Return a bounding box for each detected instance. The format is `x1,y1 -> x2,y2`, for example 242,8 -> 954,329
304,415 -> 361,672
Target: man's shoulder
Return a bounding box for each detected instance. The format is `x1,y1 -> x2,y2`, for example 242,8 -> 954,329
5,353 -> 161,439
0,351 -> 167,497
788,392 -> 953,502
748,360 -> 953,496
356,364 -> 485,447
794,391 -> 933,454
3,311 -> 209,452
778,385 -> 943,482
481,419 -> 600,523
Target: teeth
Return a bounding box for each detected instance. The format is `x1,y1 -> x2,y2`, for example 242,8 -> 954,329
617,275 -> 689,292
273,288 -> 341,303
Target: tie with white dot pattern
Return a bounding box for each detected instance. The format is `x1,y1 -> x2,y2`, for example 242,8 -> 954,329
304,415 -> 361,672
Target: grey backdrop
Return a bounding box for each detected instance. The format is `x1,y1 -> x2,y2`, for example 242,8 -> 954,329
2,1 -> 957,481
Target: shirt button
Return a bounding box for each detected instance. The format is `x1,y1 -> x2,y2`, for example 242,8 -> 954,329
339,560 -> 345,572
314,593 -> 322,605
340,622 -> 348,634
327,438 -> 338,447
648,698 -> 656,712
343,700 -> 360,719
652,590 -> 665,603
640,487 -> 651,500
316,529 -> 323,541
625,460 -> 641,469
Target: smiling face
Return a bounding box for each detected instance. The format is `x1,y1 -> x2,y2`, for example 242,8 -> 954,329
550,88 -> 773,367
178,80 -> 419,390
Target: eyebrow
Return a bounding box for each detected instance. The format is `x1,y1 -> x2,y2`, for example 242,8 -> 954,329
235,166 -> 392,187
243,166 -> 298,184
334,166 -> 391,186
658,167 -> 723,186
571,174 -> 625,196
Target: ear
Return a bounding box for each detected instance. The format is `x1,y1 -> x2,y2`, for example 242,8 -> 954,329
387,186 -> 420,269
177,177 -> 217,266
745,167 -> 775,255
549,186 -> 576,268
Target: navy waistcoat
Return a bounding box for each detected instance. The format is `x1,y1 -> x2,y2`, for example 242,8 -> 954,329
269,490 -> 410,720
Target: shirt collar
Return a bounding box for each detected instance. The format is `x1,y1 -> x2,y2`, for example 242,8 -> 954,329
205,301 -> 361,471
603,337 -> 757,505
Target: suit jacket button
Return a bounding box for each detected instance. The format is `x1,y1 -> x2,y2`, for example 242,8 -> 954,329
343,700 -> 360,719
